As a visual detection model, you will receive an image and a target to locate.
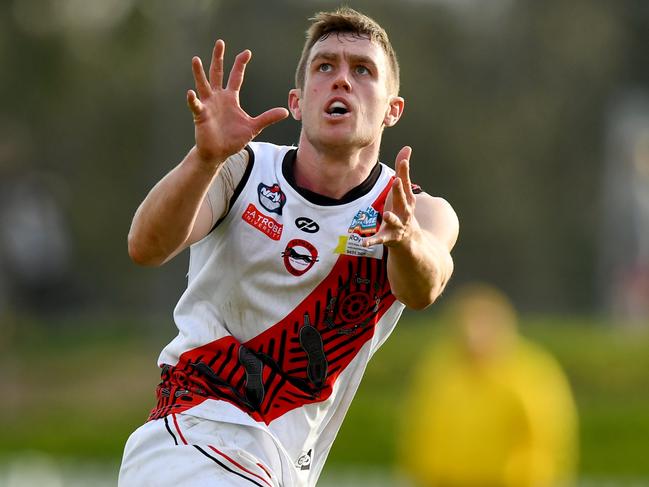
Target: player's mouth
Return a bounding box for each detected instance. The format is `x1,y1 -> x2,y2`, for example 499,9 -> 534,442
324,99 -> 352,119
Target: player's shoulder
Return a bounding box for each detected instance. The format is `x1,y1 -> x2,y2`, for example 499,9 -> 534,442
248,141 -> 296,157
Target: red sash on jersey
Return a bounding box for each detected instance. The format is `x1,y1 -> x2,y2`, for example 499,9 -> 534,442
149,179 -> 397,424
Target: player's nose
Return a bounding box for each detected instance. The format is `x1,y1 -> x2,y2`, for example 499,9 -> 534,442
332,68 -> 352,92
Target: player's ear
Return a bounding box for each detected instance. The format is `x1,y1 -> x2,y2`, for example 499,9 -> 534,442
288,89 -> 302,121
384,96 -> 404,127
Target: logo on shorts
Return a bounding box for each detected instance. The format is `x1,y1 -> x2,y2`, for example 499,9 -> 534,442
295,449 -> 312,471
242,203 -> 283,240
295,217 -> 319,234
348,206 -> 379,236
282,239 -> 318,276
258,183 -> 286,215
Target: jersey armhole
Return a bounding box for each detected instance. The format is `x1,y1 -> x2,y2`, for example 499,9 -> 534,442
209,145 -> 255,234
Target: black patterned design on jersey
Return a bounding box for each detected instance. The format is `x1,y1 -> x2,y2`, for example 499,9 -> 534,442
148,251 -> 395,424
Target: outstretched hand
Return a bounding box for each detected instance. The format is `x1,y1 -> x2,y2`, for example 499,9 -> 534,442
187,39 -> 289,165
364,146 -> 417,248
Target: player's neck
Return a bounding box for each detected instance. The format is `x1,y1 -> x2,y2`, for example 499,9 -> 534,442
294,139 -> 381,200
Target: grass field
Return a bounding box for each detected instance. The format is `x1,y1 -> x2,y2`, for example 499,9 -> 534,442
1,312 -> 648,485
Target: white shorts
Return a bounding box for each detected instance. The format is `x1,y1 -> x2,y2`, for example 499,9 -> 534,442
118,414 -> 283,487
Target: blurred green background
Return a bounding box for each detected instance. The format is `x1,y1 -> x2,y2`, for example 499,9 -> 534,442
1,0 -> 648,485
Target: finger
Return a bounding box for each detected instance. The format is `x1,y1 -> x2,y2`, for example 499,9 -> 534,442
394,146 -> 412,168
395,146 -> 415,204
252,107 -> 290,133
382,209 -> 402,229
364,212 -> 399,247
192,56 -> 212,100
390,177 -> 409,217
363,233 -> 385,247
363,228 -> 388,247
398,159 -> 416,206
227,49 -> 252,92
209,39 -> 225,90
187,89 -> 204,119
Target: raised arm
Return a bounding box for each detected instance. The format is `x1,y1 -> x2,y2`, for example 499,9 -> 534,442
364,147 -> 459,309
127,40 -> 289,266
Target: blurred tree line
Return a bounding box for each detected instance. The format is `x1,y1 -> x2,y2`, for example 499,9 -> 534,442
1,0 -> 648,317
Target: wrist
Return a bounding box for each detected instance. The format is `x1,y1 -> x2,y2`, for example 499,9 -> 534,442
190,146 -> 227,172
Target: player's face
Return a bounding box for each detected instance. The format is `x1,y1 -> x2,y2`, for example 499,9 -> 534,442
290,34 -> 403,152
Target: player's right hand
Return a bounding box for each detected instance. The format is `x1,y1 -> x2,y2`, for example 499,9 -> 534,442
187,39 -> 289,166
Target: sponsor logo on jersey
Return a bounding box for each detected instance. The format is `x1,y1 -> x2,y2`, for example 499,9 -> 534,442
295,449 -> 312,471
258,182 -> 286,214
294,217 -> 320,233
348,206 -> 379,236
333,232 -> 384,259
241,203 -> 283,240
282,239 -> 318,276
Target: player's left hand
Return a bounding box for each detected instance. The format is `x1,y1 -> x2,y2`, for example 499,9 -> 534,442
363,146 -> 418,248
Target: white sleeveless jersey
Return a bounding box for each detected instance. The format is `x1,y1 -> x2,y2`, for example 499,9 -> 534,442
151,142 -> 406,486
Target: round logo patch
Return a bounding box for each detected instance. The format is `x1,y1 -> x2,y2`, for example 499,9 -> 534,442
281,239 -> 319,276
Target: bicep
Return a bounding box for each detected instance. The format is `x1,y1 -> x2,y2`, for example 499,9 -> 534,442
163,198 -> 214,264
186,197 -> 216,245
179,148 -> 249,252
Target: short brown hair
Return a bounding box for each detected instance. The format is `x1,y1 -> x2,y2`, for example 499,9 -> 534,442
295,7 -> 400,94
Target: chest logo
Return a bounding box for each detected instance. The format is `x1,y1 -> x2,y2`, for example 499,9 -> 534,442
348,206 -> 379,236
295,217 -> 320,234
282,239 -> 318,276
258,183 -> 286,215
242,203 -> 283,240
333,206 -> 383,259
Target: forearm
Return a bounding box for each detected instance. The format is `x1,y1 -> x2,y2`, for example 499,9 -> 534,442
127,146 -> 222,266
387,227 -> 453,309
127,38 -> 288,267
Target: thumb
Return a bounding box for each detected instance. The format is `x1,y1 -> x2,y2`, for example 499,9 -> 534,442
187,90 -> 204,121
253,107 -> 290,133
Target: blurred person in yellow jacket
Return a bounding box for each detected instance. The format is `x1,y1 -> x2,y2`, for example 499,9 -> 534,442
398,283 -> 578,487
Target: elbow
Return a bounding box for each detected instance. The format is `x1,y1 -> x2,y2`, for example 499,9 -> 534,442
398,292 -> 436,311
127,232 -> 165,267
395,276 -> 449,310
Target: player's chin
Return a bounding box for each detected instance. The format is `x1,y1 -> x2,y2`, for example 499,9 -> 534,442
326,131 -> 373,149
321,124 -> 354,137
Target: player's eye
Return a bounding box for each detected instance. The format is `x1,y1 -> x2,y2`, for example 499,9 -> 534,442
318,63 -> 332,73
355,65 -> 370,75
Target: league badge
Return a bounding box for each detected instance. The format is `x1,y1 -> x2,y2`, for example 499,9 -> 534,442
258,182 -> 286,215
